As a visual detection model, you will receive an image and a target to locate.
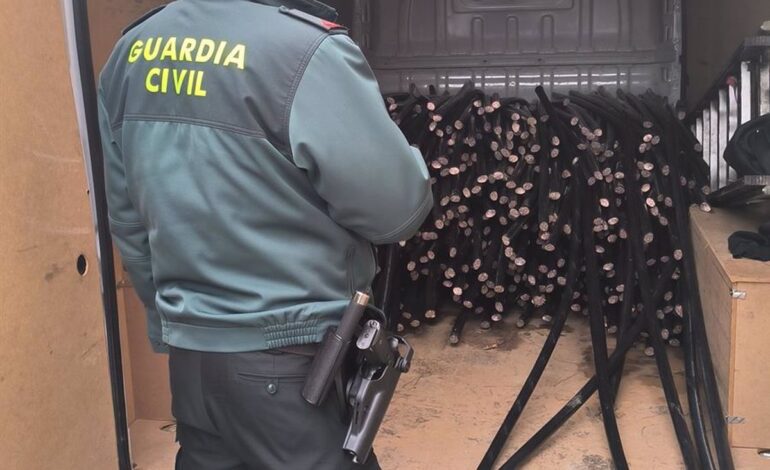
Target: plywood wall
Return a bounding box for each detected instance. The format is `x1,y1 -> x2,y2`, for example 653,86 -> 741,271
88,0 -> 167,79
123,289 -> 173,421
685,0 -> 770,106
0,1 -> 119,468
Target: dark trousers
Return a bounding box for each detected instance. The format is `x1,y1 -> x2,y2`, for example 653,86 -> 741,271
169,347 -> 380,470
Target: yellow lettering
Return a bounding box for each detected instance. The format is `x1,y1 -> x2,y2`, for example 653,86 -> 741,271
145,68 -> 161,93
160,37 -> 178,61
195,39 -> 215,63
223,44 -> 246,70
128,40 -> 144,63
143,37 -> 163,61
194,71 -> 207,97
172,69 -> 188,94
161,68 -> 169,93
213,41 -> 228,65
179,38 -> 196,62
187,70 -> 196,95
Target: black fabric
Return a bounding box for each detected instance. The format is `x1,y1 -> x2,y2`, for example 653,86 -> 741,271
759,222 -> 770,238
250,0 -> 338,21
728,230 -> 770,262
169,347 -> 380,470
724,114 -> 770,176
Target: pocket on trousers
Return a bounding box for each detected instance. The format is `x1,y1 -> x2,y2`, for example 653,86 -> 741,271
230,349 -> 313,385
235,372 -> 306,384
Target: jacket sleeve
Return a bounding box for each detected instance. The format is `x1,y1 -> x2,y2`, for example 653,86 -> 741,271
288,34 -> 433,245
98,87 -> 167,354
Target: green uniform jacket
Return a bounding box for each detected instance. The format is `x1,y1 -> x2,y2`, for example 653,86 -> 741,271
98,0 -> 432,353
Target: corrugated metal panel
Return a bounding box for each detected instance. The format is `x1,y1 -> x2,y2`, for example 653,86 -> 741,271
354,0 -> 681,100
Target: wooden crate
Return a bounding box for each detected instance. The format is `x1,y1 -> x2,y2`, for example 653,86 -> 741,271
691,205 -> 770,456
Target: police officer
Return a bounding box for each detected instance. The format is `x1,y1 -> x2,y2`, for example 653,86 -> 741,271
97,0 -> 432,468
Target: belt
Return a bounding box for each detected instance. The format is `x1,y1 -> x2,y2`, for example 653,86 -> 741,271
276,343 -> 319,357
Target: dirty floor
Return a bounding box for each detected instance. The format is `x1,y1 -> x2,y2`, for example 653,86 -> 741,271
129,315 -> 769,469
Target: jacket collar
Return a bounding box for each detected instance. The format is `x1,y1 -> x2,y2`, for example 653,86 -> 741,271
249,0 -> 338,21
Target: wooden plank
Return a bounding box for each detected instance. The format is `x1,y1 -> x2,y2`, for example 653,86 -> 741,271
125,290 -> 173,421
692,205 -> 770,449
733,447 -> 770,470
731,280 -> 770,449
0,1 -> 118,467
87,0 -> 167,79
690,206 -> 770,283
114,249 -> 136,424
691,213 -> 734,426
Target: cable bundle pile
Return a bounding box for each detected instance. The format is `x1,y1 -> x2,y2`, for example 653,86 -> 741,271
379,83 -> 710,347
376,83 -> 733,469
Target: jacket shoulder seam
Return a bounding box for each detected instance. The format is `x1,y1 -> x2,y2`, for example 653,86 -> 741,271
280,32 -> 330,162
120,114 -> 267,138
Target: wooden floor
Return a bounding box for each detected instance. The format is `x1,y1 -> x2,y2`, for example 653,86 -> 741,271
129,315 -> 770,469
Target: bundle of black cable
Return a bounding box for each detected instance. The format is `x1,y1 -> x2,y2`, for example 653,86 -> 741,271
377,84 -> 734,470
378,83 -> 711,350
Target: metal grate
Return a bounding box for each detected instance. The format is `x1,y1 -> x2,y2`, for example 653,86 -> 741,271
687,36 -> 770,191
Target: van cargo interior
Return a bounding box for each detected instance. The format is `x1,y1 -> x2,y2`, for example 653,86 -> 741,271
4,0 -> 766,468
84,0 -> 770,469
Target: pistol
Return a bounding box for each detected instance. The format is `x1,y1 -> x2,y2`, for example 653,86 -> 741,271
343,318 -> 414,464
